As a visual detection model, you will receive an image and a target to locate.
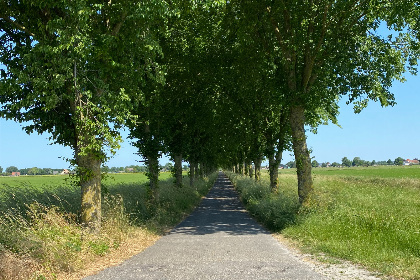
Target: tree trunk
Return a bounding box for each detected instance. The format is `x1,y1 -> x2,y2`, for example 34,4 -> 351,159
244,161 -> 249,176
174,154 -> 183,187
254,157 -> 262,181
194,162 -> 200,178
248,160 -> 253,179
289,105 -> 313,204
78,153 -> 102,233
189,161 -> 195,187
147,154 -> 159,195
269,148 -> 283,192
144,123 -> 159,197
239,162 -> 244,175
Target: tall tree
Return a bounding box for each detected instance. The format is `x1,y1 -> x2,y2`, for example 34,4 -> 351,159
0,0 -> 169,231
229,0 -> 419,203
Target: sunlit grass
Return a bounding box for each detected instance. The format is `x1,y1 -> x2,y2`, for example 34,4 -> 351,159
229,167 -> 420,280
0,172 -> 216,279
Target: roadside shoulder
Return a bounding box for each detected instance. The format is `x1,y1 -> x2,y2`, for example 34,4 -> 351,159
272,234 -> 391,280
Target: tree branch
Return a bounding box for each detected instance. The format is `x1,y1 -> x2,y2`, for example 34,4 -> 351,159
0,16 -> 35,37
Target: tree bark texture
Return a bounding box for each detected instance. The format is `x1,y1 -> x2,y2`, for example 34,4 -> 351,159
144,123 -> 159,194
269,149 -> 282,192
174,154 -> 183,187
244,161 -> 249,176
254,157 -> 262,181
189,161 -> 196,187
194,163 -> 200,178
289,105 -> 313,203
248,160 -> 253,179
147,154 -> 159,196
78,153 -> 102,233
239,162 -> 244,175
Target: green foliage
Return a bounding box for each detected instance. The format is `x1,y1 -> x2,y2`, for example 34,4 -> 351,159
228,173 -> 300,231
341,157 -> 352,167
5,166 -> 18,173
394,156 -> 405,166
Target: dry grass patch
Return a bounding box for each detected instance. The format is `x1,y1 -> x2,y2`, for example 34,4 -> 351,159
59,228 -> 160,280
0,173 -> 217,280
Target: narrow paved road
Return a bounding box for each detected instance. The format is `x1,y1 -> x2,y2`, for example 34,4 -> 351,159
84,172 -> 327,280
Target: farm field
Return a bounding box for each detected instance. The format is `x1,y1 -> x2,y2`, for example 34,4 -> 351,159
0,172 -> 173,217
230,165 -> 420,280
278,164 -> 420,178
0,172 -> 172,188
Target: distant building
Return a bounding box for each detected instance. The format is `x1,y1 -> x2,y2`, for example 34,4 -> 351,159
11,172 -> 20,177
61,169 -> 70,175
403,159 -> 419,166
126,168 -> 134,173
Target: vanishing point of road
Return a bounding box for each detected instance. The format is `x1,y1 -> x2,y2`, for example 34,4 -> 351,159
84,172 -> 328,280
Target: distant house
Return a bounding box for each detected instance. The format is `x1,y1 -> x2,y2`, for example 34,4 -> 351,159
11,172 -> 20,177
53,171 -> 59,175
126,168 -> 134,173
61,169 -> 70,175
403,159 -> 419,166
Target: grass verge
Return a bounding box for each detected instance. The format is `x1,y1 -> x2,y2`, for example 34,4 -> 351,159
0,173 -> 217,280
227,170 -> 420,280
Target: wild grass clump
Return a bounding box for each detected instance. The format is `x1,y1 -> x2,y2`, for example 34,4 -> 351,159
229,170 -> 420,280
286,175 -> 420,279
228,173 -> 299,231
0,173 -> 216,280
147,173 -> 217,231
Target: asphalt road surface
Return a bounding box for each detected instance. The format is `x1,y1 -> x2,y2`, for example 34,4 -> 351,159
84,172 -> 328,280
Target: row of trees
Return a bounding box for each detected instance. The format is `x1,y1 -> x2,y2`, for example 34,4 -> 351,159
0,166 -> 65,175
0,163 -> 188,175
1,1 -> 419,232
309,157 -> 411,168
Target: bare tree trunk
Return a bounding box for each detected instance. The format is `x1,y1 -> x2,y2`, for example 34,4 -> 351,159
268,152 -> 278,190
239,162 -> 244,175
147,154 -> 159,194
143,124 -> 159,197
248,160 -> 253,179
189,161 -> 195,187
244,161 -> 249,176
254,157 -> 262,181
289,105 -> 313,203
269,148 -> 283,192
174,154 -> 183,187
194,162 -> 200,178
78,153 -> 102,233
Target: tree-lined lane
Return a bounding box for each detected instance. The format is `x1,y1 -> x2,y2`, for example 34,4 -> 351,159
84,173 -> 327,280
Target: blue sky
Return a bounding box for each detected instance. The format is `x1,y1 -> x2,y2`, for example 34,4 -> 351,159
1,71 -> 418,169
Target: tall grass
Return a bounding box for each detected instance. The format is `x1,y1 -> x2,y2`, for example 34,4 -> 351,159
228,170 -> 420,280
0,173 -> 216,280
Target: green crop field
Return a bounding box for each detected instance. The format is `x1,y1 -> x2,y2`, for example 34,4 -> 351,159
0,172 -> 173,215
278,164 -> 420,178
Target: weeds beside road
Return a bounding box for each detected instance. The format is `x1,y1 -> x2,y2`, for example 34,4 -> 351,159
228,166 -> 420,280
0,172 -> 216,280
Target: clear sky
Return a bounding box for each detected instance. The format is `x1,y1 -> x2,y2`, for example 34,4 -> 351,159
1,71 -> 418,170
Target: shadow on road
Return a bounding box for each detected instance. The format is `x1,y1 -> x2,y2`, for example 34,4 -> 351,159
169,173 -> 266,236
